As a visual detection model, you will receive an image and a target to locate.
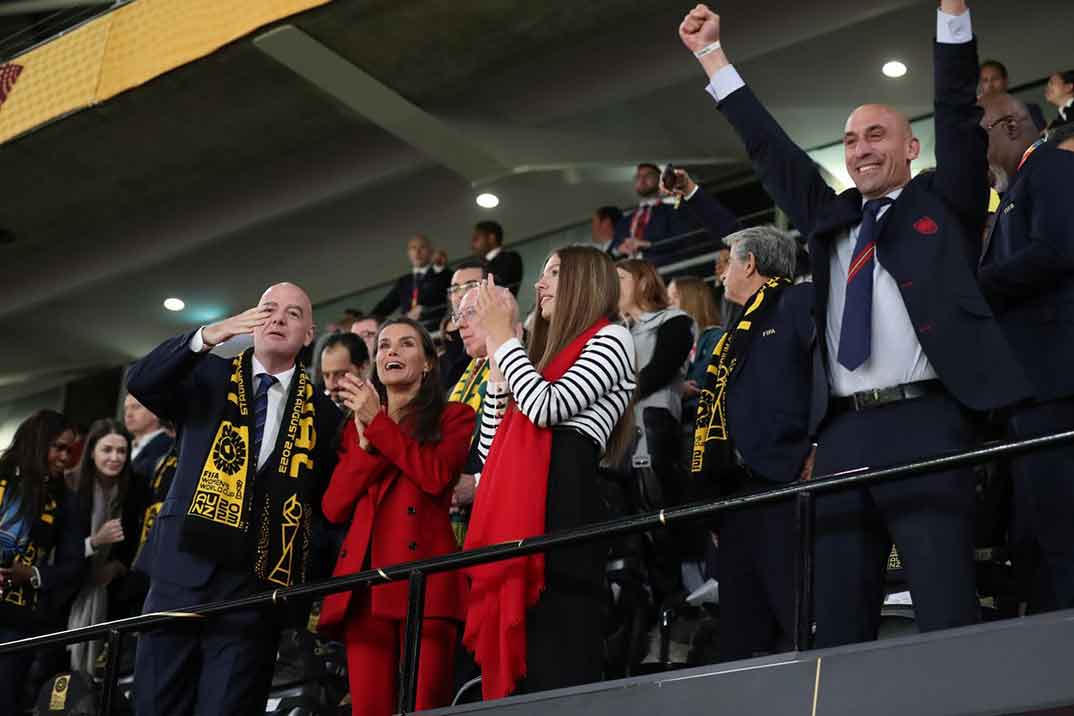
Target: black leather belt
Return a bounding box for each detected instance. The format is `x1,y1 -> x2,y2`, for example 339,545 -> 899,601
830,379 -> 944,413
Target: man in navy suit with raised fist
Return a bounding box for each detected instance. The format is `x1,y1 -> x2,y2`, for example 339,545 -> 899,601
679,0 -> 1029,647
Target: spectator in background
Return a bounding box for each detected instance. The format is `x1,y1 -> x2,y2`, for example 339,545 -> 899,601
610,163 -> 738,267
713,246 -> 735,325
351,313 -> 380,364
448,284 -> 522,542
977,60 -> 1045,130
67,419 -> 138,673
466,249 -> 636,699
123,394 -> 172,479
591,205 -> 622,253
440,259 -> 488,391
321,332 -> 370,408
691,226 -> 816,661
618,259 -> 696,603
0,411 -> 88,714
668,276 -> 724,423
1044,70 -> 1074,130
471,221 -> 523,295
979,91 -> 1074,611
319,319 -> 474,716
433,248 -> 449,272
373,234 -> 452,332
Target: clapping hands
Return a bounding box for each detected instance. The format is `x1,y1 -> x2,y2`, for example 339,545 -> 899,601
338,374 -> 381,449
474,276 -> 517,358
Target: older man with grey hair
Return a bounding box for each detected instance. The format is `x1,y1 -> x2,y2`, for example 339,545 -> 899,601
694,224 -> 822,661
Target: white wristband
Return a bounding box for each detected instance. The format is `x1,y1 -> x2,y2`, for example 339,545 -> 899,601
694,41 -> 722,59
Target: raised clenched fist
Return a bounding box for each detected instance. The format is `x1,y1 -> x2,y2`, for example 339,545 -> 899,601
678,4 -> 720,54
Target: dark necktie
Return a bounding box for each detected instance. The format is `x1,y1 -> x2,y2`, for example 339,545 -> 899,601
837,198 -> 893,371
251,374 -> 277,470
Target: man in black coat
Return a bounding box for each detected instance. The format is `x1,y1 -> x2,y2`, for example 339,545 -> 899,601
679,0 -> 1030,647
692,225 -> 821,661
470,221 -> 523,295
127,282 -> 341,716
979,92 -> 1074,611
372,234 -> 452,332
610,163 -> 739,267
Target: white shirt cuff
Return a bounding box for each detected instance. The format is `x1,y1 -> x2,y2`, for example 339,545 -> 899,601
485,380 -> 509,397
705,64 -> 746,103
492,338 -> 523,373
84,536 -> 96,558
684,184 -> 700,201
473,472 -> 481,487
189,327 -> 209,353
937,8 -> 971,44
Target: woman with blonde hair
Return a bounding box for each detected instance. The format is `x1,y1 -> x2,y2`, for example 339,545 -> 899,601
466,246 -> 636,699
668,276 -> 724,421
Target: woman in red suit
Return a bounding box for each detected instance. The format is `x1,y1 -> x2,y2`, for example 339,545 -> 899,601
319,317 -> 475,716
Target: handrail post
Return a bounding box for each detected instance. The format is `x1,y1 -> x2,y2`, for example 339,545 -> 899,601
399,570 -> 427,714
793,492 -> 815,652
98,628 -> 123,716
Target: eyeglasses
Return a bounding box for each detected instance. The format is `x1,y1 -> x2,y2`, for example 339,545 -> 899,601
451,306 -> 478,325
447,280 -> 482,298
984,114 -> 1028,133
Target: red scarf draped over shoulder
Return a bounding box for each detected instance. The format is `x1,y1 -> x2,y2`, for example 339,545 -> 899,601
462,318 -> 609,700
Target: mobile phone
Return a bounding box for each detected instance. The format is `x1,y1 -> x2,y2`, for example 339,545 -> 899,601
661,163 -> 677,191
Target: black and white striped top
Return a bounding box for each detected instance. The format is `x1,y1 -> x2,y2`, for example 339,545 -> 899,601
478,325 -> 637,459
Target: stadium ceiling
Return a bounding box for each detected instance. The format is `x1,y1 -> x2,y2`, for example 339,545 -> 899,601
0,0 -> 1070,401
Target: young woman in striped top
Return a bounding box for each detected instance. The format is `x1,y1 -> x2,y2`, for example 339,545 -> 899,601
463,245 -> 637,700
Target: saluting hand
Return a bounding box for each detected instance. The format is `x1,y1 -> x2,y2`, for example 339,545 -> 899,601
202,305 -> 273,348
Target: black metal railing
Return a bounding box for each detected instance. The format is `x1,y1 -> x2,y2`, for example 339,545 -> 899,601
2,429 -> 1073,716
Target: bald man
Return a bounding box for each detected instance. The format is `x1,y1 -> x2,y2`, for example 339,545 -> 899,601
680,1 -> 1029,648
127,282 -> 342,716
979,93 -> 1074,612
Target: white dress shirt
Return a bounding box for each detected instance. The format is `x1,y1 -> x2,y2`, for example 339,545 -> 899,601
1061,98 -> 1073,122
484,247 -> 502,262
190,328 -> 296,470
131,428 -> 166,461
824,191 -> 938,396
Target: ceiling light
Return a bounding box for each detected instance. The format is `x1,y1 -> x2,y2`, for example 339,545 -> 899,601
163,297 -> 186,312
882,61 -> 907,79
475,193 -> 499,209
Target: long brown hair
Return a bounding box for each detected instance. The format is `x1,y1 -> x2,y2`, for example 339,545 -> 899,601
617,258 -> 670,313
670,276 -> 721,328
529,246 -> 635,462
371,317 -> 446,444
74,419 -> 133,527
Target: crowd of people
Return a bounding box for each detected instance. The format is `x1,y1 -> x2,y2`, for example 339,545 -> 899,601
1,1 -> 1072,714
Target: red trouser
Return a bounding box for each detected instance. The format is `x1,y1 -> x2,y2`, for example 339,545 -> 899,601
343,591 -> 457,716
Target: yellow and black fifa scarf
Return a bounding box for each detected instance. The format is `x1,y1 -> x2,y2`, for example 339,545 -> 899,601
449,358 -> 489,426
134,448 -> 178,562
691,277 -> 791,475
0,476 -> 59,612
180,349 -> 319,587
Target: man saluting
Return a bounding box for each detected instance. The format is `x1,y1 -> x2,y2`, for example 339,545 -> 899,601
127,282 -> 341,716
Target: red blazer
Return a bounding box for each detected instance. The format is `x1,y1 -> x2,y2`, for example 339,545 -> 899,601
319,403 -> 475,632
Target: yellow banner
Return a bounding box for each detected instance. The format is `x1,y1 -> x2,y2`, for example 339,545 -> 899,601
0,0 -> 329,144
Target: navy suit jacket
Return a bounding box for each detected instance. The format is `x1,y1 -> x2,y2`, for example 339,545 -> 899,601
372,268 -> 452,331
726,283 -> 823,483
610,190 -> 738,266
980,142 -> 1074,402
131,431 -> 172,480
487,249 -> 524,295
126,331 -> 341,592
717,37 -> 1029,413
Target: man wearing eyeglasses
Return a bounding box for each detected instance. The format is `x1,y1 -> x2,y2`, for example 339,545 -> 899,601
979,91 -> 1074,612
439,259 -> 489,391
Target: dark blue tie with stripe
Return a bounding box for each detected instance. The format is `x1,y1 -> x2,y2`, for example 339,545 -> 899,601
837,198 -> 893,372
251,374 -> 277,470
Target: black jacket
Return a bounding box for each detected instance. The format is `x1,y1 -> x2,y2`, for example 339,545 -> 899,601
717,36 -> 1030,413
980,142 -> 1074,402
486,249 -> 524,295
372,268 -> 452,331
